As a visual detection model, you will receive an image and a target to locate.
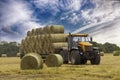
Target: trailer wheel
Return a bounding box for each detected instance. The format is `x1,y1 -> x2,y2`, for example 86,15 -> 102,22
91,51 -> 100,65
60,50 -> 68,64
70,50 -> 81,65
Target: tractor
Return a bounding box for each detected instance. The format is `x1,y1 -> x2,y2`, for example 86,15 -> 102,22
58,33 -> 100,65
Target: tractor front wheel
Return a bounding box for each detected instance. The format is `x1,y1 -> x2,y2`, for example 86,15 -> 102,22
70,50 -> 81,65
91,51 -> 100,65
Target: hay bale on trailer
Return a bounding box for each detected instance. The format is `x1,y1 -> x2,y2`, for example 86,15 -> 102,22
45,54 -> 63,67
50,25 -> 64,33
27,31 -> 31,36
21,53 -> 43,70
38,28 -> 43,34
19,39 -> 27,54
52,42 -> 68,49
38,34 -> 68,42
43,25 -> 64,34
43,26 -> 51,34
40,34 -> 53,53
50,34 -> 68,42
31,29 -> 36,35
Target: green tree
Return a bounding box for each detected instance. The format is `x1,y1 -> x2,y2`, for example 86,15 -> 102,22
91,42 -> 120,53
103,42 -> 120,53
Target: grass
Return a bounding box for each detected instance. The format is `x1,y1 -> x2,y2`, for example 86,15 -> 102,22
0,54 -> 120,80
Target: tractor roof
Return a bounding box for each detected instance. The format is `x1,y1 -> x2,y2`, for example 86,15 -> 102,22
70,33 -> 88,37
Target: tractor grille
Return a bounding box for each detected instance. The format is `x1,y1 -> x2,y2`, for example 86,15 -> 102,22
85,46 -> 92,51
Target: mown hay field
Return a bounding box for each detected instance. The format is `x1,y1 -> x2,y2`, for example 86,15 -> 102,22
0,54 -> 120,80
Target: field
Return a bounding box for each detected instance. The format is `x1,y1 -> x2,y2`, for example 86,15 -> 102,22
0,54 -> 120,80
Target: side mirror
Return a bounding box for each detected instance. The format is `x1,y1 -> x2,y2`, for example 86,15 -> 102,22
90,37 -> 93,42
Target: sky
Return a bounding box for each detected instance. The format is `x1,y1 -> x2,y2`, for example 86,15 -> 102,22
0,0 -> 120,46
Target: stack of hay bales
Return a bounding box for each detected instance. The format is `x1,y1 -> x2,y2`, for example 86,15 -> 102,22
19,25 -> 67,68
19,25 -> 68,55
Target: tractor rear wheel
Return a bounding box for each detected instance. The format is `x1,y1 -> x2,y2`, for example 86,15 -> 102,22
59,50 -> 68,64
70,50 -> 81,65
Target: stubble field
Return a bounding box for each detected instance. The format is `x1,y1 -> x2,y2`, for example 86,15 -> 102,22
0,54 -> 120,80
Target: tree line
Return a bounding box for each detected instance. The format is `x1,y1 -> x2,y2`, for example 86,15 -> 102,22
91,42 -> 120,53
0,41 -> 19,57
0,41 -> 120,57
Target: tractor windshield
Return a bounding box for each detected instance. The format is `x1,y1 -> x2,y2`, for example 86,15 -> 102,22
73,36 -> 90,42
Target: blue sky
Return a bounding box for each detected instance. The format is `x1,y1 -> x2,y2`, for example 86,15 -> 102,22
0,0 -> 120,46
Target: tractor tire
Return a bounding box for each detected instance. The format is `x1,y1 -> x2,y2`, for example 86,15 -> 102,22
81,59 -> 87,64
91,51 -> 100,65
60,50 -> 68,64
80,52 -> 87,64
70,50 -> 81,65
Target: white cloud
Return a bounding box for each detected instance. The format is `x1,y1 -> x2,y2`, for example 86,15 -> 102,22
81,0 -> 120,23
0,0 -> 43,43
68,0 -> 81,11
68,13 -> 80,25
32,0 -> 60,15
0,0 -> 32,27
72,0 -> 120,46
93,22 -> 120,47
33,0 -> 81,14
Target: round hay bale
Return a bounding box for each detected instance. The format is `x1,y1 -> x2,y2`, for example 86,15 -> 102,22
50,34 -> 68,42
38,28 -> 43,34
100,52 -> 104,56
43,26 -> 51,34
52,42 -> 68,49
50,25 -> 64,33
41,34 -> 51,53
27,31 -> 31,36
35,35 -> 42,53
21,53 -> 43,70
1,54 -> 7,57
21,39 -> 25,44
39,34 -> 68,42
31,29 -> 36,35
45,54 -> 63,67
36,28 -> 39,35
113,51 -> 120,56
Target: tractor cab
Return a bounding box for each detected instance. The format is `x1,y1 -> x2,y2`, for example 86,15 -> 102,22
68,33 -> 93,52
